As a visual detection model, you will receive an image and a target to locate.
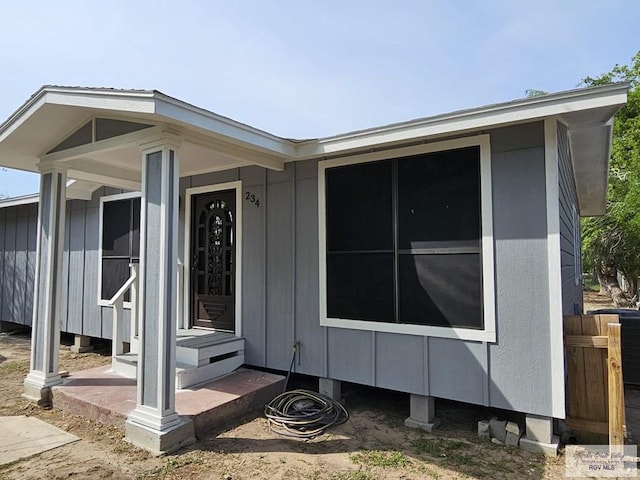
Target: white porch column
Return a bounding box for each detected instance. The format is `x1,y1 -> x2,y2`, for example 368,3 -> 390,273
125,138 -> 194,454
23,165 -> 67,405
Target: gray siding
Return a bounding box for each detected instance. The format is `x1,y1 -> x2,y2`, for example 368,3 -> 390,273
180,121 -> 557,417
0,188 -> 130,338
558,122 -> 582,314
0,204 -> 37,327
0,120 -> 561,417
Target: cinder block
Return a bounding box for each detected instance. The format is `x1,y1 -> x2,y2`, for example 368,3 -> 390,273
489,417 -> 507,443
519,435 -> 560,457
505,431 -> 521,446
506,421 -> 520,435
525,414 -> 553,444
478,420 -> 490,439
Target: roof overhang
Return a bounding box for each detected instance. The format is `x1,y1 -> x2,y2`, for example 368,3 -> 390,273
0,83 -> 628,215
0,179 -> 100,208
0,86 -> 297,189
297,83 -> 628,216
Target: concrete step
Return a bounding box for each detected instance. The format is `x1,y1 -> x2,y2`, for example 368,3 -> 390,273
112,353 -> 137,379
176,353 -> 244,389
114,332 -> 245,389
176,331 -> 243,367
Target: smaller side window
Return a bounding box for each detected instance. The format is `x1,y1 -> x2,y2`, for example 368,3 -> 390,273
100,196 -> 141,301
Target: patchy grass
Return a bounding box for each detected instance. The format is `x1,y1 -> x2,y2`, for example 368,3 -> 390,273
413,437 -> 467,457
0,359 -> 29,374
349,449 -> 409,468
331,469 -> 378,480
139,451 -> 206,479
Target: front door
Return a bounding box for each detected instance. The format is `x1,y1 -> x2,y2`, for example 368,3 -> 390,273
191,189 -> 236,331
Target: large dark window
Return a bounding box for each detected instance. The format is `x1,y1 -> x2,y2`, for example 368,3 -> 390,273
101,197 -> 140,301
325,146 -> 484,329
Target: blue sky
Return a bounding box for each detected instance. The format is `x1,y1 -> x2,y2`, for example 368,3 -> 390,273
1,0 -> 639,197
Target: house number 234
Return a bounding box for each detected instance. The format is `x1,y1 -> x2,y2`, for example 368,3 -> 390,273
245,191 -> 260,207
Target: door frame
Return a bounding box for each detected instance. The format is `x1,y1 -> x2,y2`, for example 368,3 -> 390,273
184,181 -> 243,335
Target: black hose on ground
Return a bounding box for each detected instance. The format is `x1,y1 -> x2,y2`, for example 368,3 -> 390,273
264,341 -> 349,439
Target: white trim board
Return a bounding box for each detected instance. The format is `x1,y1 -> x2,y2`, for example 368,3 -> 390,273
184,181 -> 243,336
318,135 -> 496,342
544,118 -> 566,419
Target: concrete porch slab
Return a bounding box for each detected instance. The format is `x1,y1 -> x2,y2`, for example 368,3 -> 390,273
52,366 -> 285,439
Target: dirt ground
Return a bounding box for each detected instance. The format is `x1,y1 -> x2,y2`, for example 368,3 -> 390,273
582,289 -> 617,313
0,332 -> 568,480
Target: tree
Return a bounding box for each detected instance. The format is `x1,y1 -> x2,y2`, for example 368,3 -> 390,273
581,51 -> 640,306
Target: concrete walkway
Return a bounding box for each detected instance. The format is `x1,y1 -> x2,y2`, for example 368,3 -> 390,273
0,416 -> 79,465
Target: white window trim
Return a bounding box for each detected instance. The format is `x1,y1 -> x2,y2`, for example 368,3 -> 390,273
97,191 -> 141,308
184,181 -> 243,336
318,134 -> 496,342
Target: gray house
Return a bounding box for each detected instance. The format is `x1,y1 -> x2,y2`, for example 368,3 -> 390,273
0,84 -> 627,454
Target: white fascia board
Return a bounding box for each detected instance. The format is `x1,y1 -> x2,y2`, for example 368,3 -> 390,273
0,95 -> 47,144
295,84 -> 628,159
0,193 -> 39,208
0,87 -> 155,145
45,91 -> 156,114
154,94 -> 296,158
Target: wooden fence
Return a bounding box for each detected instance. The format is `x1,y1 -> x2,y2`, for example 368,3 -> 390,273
564,314 -> 626,448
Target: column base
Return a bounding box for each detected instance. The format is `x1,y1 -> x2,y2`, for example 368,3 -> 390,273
319,378 -> 342,401
70,335 -> 94,353
404,416 -> 442,432
125,417 -> 195,456
23,372 -> 63,406
519,436 -> 560,457
405,394 -> 440,432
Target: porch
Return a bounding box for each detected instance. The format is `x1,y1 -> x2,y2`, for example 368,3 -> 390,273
0,87 -> 294,454
51,364 -> 284,441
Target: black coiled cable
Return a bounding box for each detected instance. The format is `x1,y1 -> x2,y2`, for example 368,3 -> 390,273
264,341 -> 349,438
264,388 -> 349,439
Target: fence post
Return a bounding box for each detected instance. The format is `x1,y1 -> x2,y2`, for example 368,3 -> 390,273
607,322 -> 624,454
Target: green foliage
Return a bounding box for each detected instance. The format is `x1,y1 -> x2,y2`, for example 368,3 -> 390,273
581,51 -> 640,294
525,89 -> 548,98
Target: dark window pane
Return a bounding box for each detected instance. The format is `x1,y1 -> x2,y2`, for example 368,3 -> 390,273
398,253 -> 483,328
327,253 -> 394,322
102,258 -> 131,300
326,160 -> 393,252
102,200 -> 132,256
398,147 -> 480,250
131,198 -> 141,258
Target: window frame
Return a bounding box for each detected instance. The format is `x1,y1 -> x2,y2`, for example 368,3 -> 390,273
98,191 -> 141,307
318,135 -> 496,342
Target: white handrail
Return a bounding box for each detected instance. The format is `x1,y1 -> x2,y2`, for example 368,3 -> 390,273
107,270 -> 137,306
108,264 -> 139,361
